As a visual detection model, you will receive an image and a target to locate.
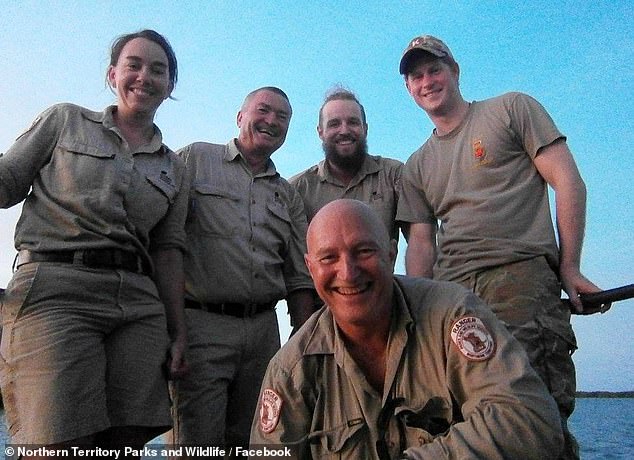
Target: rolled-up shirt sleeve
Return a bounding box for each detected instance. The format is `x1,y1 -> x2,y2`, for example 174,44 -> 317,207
148,155 -> 191,254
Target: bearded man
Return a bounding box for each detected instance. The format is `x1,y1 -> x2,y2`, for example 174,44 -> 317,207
290,87 -> 406,242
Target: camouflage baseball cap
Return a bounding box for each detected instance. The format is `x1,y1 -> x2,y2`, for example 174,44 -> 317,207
399,35 -> 454,74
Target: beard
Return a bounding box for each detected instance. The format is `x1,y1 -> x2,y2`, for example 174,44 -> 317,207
322,137 -> 368,171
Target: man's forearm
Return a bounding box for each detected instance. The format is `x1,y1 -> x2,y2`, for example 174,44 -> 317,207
405,223 -> 437,278
556,178 -> 587,272
405,245 -> 435,278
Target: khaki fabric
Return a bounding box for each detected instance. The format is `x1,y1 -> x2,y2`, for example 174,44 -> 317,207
1,263 -> 172,444
170,308 -> 280,448
179,141 -> 312,304
397,92 -> 561,282
251,276 -> 563,459
290,155 -> 403,241
0,103 -> 189,270
397,91 -> 580,459
0,103 -> 188,444
461,257 -> 578,459
172,140 -> 312,448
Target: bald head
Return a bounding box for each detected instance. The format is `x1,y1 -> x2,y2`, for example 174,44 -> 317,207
307,199 -> 392,255
305,199 -> 396,332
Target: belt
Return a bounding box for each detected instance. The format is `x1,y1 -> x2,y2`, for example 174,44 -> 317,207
184,298 -> 276,318
16,249 -> 149,275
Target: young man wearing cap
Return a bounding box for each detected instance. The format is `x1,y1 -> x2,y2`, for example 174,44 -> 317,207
396,35 -> 604,460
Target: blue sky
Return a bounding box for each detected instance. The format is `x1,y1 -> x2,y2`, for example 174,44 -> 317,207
1,0 -> 632,390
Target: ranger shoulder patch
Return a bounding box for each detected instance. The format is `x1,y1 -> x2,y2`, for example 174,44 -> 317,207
260,388 -> 283,433
450,316 -> 496,361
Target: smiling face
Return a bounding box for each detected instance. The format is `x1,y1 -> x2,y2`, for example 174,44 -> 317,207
318,99 -> 368,170
405,53 -> 461,118
236,89 -> 292,159
305,200 -> 397,330
107,37 -> 172,119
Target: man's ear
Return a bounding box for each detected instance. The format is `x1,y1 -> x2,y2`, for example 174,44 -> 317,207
451,61 -> 460,83
404,76 -> 412,95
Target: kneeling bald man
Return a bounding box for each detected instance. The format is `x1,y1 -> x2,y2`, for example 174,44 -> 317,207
250,199 -> 563,459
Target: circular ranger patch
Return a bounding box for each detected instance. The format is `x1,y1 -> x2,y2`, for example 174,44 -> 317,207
450,316 -> 496,361
260,388 -> 283,433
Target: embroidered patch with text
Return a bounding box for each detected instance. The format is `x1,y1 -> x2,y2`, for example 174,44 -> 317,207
451,316 -> 496,361
260,388 -> 283,433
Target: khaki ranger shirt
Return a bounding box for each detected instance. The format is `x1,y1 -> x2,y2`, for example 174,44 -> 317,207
289,155 -> 403,241
178,141 -> 313,304
0,103 -> 189,269
251,276 -> 563,459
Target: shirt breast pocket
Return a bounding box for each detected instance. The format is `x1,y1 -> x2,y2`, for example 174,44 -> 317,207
189,183 -> 241,237
369,192 -> 397,227
139,172 -> 178,226
146,173 -> 178,203
52,140 -> 117,193
308,420 -> 369,459
60,140 -> 116,159
265,199 -> 292,242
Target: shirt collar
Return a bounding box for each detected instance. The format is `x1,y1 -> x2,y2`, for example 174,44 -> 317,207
317,154 -> 382,187
88,106 -> 165,153
227,138 -> 279,177
303,278 -> 414,360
